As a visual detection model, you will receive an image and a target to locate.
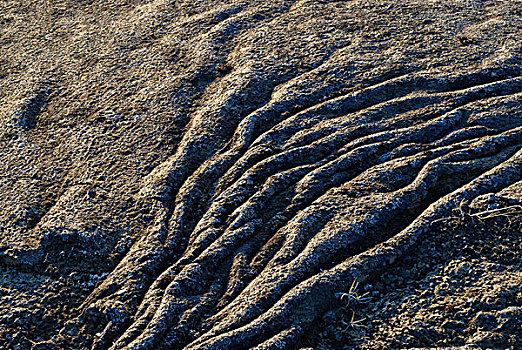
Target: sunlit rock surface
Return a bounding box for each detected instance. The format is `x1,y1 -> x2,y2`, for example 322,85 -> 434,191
1,1 -> 521,349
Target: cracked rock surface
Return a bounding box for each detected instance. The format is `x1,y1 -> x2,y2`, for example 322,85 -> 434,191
1,0 -> 521,349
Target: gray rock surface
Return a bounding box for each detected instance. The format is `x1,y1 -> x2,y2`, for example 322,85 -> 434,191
1,0 -> 521,349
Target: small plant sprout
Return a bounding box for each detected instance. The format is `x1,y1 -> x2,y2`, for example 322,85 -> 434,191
340,311 -> 367,331
336,277 -> 371,309
335,278 -> 371,331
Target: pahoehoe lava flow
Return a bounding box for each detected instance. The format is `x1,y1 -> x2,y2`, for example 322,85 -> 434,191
1,0 -> 521,349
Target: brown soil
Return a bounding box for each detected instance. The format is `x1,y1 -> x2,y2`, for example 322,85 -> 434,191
1,0 -> 521,349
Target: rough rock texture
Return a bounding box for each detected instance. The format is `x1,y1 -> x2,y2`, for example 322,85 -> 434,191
1,0 -> 521,349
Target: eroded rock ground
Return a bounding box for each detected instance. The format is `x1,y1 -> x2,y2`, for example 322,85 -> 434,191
1,0 -> 521,349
